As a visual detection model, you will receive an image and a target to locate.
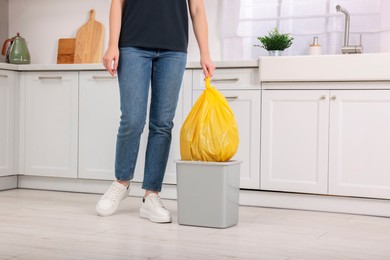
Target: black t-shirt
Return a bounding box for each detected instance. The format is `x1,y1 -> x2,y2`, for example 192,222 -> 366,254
119,0 -> 189,53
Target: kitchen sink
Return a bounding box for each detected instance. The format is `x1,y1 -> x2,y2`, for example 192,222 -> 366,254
259,53 -> 390,82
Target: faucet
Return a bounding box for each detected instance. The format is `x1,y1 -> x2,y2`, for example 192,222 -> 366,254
336,5 -> 363,54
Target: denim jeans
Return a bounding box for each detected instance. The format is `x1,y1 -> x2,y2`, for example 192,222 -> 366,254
115,47 -> 187,192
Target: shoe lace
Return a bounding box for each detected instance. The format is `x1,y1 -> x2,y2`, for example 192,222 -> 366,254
149,195 -> 166,209
103,183 -> 122,201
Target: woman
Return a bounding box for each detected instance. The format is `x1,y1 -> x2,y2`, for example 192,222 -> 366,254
96,0 -> 215,223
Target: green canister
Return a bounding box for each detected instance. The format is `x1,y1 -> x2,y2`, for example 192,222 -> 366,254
2,33 -> 31,64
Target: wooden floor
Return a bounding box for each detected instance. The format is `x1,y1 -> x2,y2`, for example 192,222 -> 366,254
1,189 -> 390,260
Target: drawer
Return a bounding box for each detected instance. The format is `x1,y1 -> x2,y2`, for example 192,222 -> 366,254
193,68 -> 260,90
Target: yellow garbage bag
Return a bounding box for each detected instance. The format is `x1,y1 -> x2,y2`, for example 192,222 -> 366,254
180,77 -> 239,162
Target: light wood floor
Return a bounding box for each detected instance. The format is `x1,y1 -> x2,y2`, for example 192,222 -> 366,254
1,189 -> 390,260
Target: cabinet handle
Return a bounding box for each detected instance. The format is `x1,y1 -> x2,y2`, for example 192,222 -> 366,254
225,96 -> 239,101
0,74 -> 8,78
92,76 -> 117,80
320,95 -> 326,100
331,96 -> 337,101
211,78 -> 239,83
38,76 -> 62,80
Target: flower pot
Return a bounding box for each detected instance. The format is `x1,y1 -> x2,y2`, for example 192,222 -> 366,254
268,50 -> 283,56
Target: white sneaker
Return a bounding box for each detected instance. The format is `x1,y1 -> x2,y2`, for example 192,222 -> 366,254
96,181 -> 130,216
140,193 -> 171,223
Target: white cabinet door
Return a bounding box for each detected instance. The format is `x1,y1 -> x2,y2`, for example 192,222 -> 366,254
329,90 -> 390,199
0,70 -> 14,176
261,90 -> 329,194
24,72 -> 78,178
193,89 -> 261,189
79,72 -> 120,180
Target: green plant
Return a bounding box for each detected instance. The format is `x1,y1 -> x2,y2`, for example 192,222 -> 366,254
255,28 -> 294,51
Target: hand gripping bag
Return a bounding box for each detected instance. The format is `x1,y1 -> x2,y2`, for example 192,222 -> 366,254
180,77 -> 239,162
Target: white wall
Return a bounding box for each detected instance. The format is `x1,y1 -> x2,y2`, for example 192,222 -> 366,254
0,0 -> 8,63
381,0 -> 390,52
9,0 -> 222,64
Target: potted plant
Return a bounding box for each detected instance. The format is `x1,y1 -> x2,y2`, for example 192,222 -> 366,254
255,28 -> 294,56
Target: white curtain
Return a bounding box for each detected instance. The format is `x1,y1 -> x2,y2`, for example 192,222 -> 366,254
220,0 -> 390,60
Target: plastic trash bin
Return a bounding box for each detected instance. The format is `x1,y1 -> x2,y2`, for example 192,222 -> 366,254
175,160 -> 241,228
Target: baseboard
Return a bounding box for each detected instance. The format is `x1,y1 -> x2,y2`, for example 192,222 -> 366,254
17,175 -> 177,199
0,175 -> 18,191
16,175 -> 390,218
240,189 -> 390,218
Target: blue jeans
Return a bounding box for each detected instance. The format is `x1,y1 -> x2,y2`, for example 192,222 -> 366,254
115,47 -> 187,192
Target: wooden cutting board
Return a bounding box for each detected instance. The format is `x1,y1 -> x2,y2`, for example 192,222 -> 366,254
57,38 -> 76,64
74,9 -> 104,64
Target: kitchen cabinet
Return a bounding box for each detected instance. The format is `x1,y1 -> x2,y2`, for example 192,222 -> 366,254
329,90 -> 390,199
193,69 -> 261,189
261,86 -> 390,199
4,56 -> 390,216
78,70 -> 192,184
24,72 -> 78,178
78,71 -> 120,180
0,70 -> 14,176
261,90 -> 329,194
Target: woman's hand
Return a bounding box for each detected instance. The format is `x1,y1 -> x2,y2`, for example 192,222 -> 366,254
103,47 -> 119,76
201,54 -> 216,78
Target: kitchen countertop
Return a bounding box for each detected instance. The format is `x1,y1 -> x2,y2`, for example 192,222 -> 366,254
4,53 -> 390,82
0,60 -> 259,71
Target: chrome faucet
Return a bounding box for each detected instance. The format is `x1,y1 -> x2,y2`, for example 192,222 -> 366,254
336,5 -> 363,54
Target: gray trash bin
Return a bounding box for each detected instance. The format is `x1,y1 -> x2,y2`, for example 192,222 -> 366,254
175,160 -> 241,228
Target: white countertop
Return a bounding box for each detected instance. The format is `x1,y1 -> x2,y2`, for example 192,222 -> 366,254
4,53 -> 390,82
0,60 -> 259,71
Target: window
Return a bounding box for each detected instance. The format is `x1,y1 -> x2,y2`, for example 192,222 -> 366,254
220,0 -> 390,60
